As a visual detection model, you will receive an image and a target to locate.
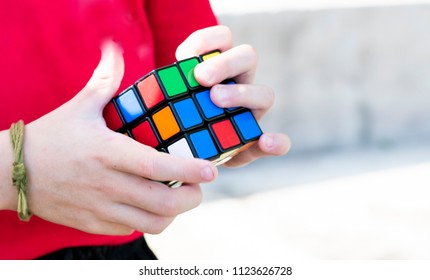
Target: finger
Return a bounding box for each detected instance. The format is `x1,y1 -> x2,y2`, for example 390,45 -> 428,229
75,40 -> 125,113
84,200 -> 174,235
52,202 -> 135,236
102,135 -> 218,183
176,25 -> 234,60
105,203 -> 176,234
85,221 -> 135,236
109,176 -> 203,218
194,44 -> 258,87
210,83 -> 275,120
223,133 -> 291,167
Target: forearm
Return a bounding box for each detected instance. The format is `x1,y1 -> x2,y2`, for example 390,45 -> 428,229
0,129 -> 17,211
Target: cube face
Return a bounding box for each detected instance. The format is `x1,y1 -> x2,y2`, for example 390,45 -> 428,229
178,58 -> 200,88
232,111 -> 263,141
189,129 -> 218,160
201,50 -> 221,61
131,119 -> 159,148
167,138 -> 194,159
136,74 -> 164,109
153,106 -> 180,141
210,119 -> 241,151
173,98 -> 203,129
116,88 -> 144,123
194,90 -> 224,119
157,66 -> 187,98
103,102 -> 122,131
104,50 -> 263,183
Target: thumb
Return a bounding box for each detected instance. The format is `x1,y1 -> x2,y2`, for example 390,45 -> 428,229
75,40 -> 125,113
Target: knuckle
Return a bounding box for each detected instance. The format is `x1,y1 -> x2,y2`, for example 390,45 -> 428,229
90,145 -> 112,167
91,202 -> 111,221
84,76 -> 112,98
219,25 -> 233,43
94,77 -> 111,92
99,208 -> 113,222
128,147 -> 156,178
188,31 -> 206,52
139,157 -> 155,179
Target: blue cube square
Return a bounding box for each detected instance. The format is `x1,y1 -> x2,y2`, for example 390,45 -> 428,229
173,98 -> 203,129
232,111 -> 262,141
116,88 -> 144,123
189,129 -> 218,159
194,90 -> 224,119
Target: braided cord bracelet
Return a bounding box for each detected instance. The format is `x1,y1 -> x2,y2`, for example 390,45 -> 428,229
10,120 -> 32,221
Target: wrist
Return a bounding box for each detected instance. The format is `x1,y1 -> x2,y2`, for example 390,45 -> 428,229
0,129 -> 18,211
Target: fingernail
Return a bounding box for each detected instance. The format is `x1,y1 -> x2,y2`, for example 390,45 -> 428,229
263,134 -> 274,151
201,165 -> 215,182
195,64 -> 214,85
213,86 -> 228,106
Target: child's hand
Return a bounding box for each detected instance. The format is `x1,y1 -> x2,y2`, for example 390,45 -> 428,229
10,41 -> 217,235
176,25 -> 291,167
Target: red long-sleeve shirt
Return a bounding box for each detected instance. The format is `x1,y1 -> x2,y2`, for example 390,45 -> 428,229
0,0 -> 217,259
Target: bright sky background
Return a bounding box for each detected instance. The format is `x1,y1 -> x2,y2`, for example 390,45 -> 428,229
210,0 -> 430,14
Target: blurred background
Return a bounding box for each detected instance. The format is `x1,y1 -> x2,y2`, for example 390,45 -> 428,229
146,0 -> 430,259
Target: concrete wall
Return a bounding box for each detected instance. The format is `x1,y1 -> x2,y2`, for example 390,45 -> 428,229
217,5 -> 430,154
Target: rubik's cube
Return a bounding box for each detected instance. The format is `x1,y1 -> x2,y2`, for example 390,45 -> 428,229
103,51 -> 262,187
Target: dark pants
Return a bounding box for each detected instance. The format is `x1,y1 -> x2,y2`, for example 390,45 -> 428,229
37,236 -> 157,260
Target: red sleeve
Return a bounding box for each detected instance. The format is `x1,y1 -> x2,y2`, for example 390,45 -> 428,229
144,0 -> 218,67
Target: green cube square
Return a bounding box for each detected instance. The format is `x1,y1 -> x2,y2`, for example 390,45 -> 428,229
178,58 -> 200,88
157,66 -> 187,98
